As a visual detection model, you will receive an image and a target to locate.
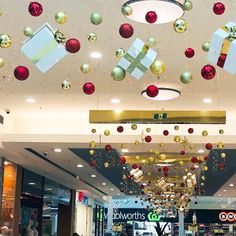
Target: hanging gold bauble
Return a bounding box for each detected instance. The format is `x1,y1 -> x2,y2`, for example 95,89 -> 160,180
134,140 -> 140,145
91,128 -> 96,133
202,41 -> 211,52
88,32 -> 97,42
0,34 -> 12,48
89,150 -> 95,155
150,60 -> 166,75
0,58 -> 4,68
104,130 -> 110,136
121,4 -> 133,16
149,157 -> 155,163
202,165 -> 208,171
183,0 -> 193,11
135,156 -> 140,160
173,18 -> 188,33
55,11 -> 68,24
89,141 -> 96,149
81,64 -> 91,73
174,125 -> 179,131
217,142 -> 224,149
202,130 -> 208,137
174,136 -> 181,143
179,161 -> 184,166
221,153 -> 226,159
131,124 -> 137,130
219,129 -> 224,134
146,128 -> 151,133
145,37 -> 156,48
159,154 -> 166,160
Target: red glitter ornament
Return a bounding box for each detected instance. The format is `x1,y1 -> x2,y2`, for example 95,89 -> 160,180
191,156 -> 198,163
117,126 -> 124,133
163,130 -> 169,136
28,2 -> 43,17
163,166 -> 169,173
204,156 -> 208,161
205,143 -> 213,150
105,145 -> 112,152
191,166 -> 196,171
132,164 -> 138,169
145,11 -> 157,24
201,64 -> 216,80
90,160 -> 96,167
66,38 -> 80,53
140,184 -> 145,190
127,175 -> 132,179
219,163 -> 225,170
217,54 -> 227,68
119,23 -> 134,39
188,128 -> 194,134
119,156 -> 126,164
180,150 -> 186,156
213,2 -> 225,15
14,66 -> 29,81
83,82 -> 95,95
164,172 -> 169,177
185,48 -> 195,58
146,85 -> 159,97
145,135 -> 152,143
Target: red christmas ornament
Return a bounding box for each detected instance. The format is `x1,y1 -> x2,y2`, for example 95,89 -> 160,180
145,11 -> 157,24
127,175 -> 132,179
163,130 -> 169,136
119,23 -> 134,39
201,64 -> 216,80
117,126 -> 124,133
14,66 -> 29,81
163,166 -> 169,173
204,156 -> 208,161
164,172 -> 169,177
83,82 -> 95,95
205,143 -> 213,150
213,2 -> 225,15
180,150 -> 186,156
156,191 -> 161,195
191,156 -> 198,163
219,163 -> 225,170
140,184 -> 145,190
105,145 -> 112,152
146,85 -> 159,97
145,135 -> 152,143
28,2 -> 43,17
132,164 -> 138,169
90,160 -> 96,167
188,128 -> 194,134
217,54 -> 227,68
191,166 -> 196,171
194,185 -> 199,191
119,156 -> 126,164
185,48 -> 195,58
66,38 -> 81,53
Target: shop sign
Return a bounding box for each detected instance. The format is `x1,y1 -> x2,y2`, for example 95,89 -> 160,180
147,212 -> 161,222
154,113 -> 168,120
219,211 -> 236,222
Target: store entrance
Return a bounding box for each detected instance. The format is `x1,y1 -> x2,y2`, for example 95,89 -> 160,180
57,203 -> 72,236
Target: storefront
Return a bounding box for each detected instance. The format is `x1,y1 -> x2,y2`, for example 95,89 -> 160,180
93,201 -> 106,236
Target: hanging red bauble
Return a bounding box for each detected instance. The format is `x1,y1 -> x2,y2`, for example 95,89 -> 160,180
66,38 -> 80,53
145,11 -> 157,24
145,135 -> 152,143
132,164 -> 138,169
28,2 -> 43,16
163,166 -> 169,173
140,184 -> 145,190
191,156 -> 198,163
213,2 -> 225,15
204,156 -> 208,161
14,66 -> 29,81
180,150 -> 186,155
156,191 -> 161,195
185,48 -> 195,58
117,126 -> 124,133
188,128 -> 194,134
146,85 -> 159,97
198,159 -> 202,164
163,130 -> 169,136
201,64 -> 216,80
127,175 -> 132,179
119,156 -> 126,164
164,172 -> 169,177
105,145 -> 112,152
90,160 -> 96,167
83,82 -> 95,95
205,143 -> 213,150
217,54 -> 227,68
194,185 -> 199,191
191,166 -> 196,171
119,23 -> 134,38
219,163 -> 225,170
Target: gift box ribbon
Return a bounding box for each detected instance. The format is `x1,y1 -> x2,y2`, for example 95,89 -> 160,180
124,45 -> 149,74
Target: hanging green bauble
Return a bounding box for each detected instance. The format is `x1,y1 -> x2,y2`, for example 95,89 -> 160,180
121,4 -> 133,16
115,48 -> 125,58
111,66 -> 126,81
180,71 -> 193,84
87,32 -> 97,42
146,37 -> 156,48
55,11 -> 68,24
202,41 -> 211,52
80,64 -> 91,73
24,27 -> 34,37
90,12 -> 103,25
183,0 -> 193,11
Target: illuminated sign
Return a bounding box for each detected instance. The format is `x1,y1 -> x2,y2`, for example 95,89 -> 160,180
219,211 -> 236,222
147,212 -> 161,222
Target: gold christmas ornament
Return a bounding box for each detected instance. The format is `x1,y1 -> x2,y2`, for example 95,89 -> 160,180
131,124 -> 137,130
104,130 -> 110,136
202,41 -> 211,52
202,166 -> 208,171
61,80 -> 71,90
180,71 -> 193,84
89,141 -> 96,149
135,155 -> 140,160
104,162 -> 109,168
55,11 -> 68,24
217,142 -> 224,149
88,32 -> 97,42
89,149 -> 95,155
174,125 -> 179,131
111,66 -> 126,81
183,0 -> 193,11
134,140 -> 140,145
221,153 -> 226,159
24,27 -> 34,37
174,136 -> 181,143
121,4 -> 133,16
159,154 -> 166,160
150,60 -> 166,75
189,144 -> 194,150
121,144 -> 126,148
0,58 -> 4,68
146,128 -> 151,133
179,161 -> 184,166
202,130 -> 208,137
91,128 -> 96,133
219,129 -> 224,134
80,64 -> 91,73
146,37 -> 156,48
115,48 -> 125,58
159,143 -> 164,147
0,34 -> 12,48
149,157 -> 155,163
173,18 -> 188,33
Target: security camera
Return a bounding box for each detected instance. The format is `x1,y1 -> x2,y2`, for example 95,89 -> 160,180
5,109 -> 10,114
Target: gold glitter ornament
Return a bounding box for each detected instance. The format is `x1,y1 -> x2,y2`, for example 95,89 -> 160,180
55,11 -> 68,24
87,32 -> 97,42
145,37 -> 156,48
217,142 -> 224,149
115,48 -> 125,58
104,162 -> 109,168
146,128 -> 151,133
131,124 -> 137,130
202,130 -> 208,137
179,161 -> 184,166
134,140 -> 140,145
135,156 -> 140,160
150,60 -> 166,75
221,153 -> 226,159
80,64 -> 91,73
89,150 -> 95,155
61,80 -> 71,90
0,34 -> 12,48
174,125 -> 179,130
202,166 -> 208,171
174,136 -> 181,143
121,144 -> 126,148
104,130 -> 110,136
159,154 -> 166,160
173,18 -> 188,33
219,129 -> 224,134
89,141 -> 96,149
91,128 -> 96,133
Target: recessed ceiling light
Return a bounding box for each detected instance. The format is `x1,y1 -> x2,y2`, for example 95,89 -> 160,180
111,98 -> 120,104
117,193 -> 121,196
4,161 -> 10,165
141,87 -> 181,101
91,174 -> 96,178
223,189 -> 227,192
102,182 -> 106,186
198,149 -> 205,154
54,148 -> 62,153
156,163 -> 173,167
45,188 -> 53,191
218,194 -> 222,197
110,188 -> 114,191
203,98 -> 213,104
194,165 -> 200,169
90,52 -> 102,59
142,159 -> 146,163
121,148 -> 128,153
77,164 -> 83,168
28,182 -> 36,185
169,183 -> 175,187
142,183 -> 147,186
114,109 -> 123,113
26,97 -> 36,103
229,184 -> 234,187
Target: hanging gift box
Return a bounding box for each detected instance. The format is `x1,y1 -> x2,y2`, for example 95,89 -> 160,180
130,168 -> 143,182
118,38 -> 157,80
208,21 -> 236,74
21,23 -> 68,73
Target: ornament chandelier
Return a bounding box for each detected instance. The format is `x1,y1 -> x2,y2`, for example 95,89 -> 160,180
122,0 -> 185,24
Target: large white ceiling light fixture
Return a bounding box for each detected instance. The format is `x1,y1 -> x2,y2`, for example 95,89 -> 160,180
122,0 -> 184,24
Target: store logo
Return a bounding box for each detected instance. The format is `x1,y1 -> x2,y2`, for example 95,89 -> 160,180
113,212 -> 145,221
219,212 -> 236,222
148,212 -> 161,222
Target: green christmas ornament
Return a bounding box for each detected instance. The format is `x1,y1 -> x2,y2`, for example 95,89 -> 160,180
90,12 -> 103,25
146,37 -> 156,48
121,4 -> 133,16
80,64 -> 91,73
24,27 -> 34,37
111,66 -> 126,81
180,71 -> 193,84
87,32 -> 97,42
202,41 -> 211,52
61,80 -> 71,90
115,48 -> 125,58
183,0 -> 193,11
55,11 -> 67,24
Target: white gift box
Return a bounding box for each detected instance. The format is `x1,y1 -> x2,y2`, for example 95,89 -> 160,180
118,38 -> 157,80
21,23 -> 68,73
208,21 -> 236,74
130,168 -> 143,181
